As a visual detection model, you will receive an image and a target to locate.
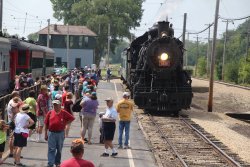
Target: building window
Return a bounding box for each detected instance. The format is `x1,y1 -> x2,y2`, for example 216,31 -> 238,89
51,35 -> 67,48
79,36 -> 83,48
56,57 -> 62,66
46,59 -> 54,67
84,37 -> 88,47
75,58 -> 81,68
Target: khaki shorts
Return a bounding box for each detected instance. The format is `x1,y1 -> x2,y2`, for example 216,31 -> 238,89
37,116 -> 44,127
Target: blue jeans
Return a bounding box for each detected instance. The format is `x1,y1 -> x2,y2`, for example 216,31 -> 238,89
48,131 -> 65,166
118,121 -> 130,146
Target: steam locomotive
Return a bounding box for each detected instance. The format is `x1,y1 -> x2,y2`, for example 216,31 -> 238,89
121,21 -> 193,114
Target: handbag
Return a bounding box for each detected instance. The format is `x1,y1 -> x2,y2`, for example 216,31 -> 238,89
21,132 -> 29,138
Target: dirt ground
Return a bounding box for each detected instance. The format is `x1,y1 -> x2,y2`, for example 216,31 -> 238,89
185,78 -> 250,164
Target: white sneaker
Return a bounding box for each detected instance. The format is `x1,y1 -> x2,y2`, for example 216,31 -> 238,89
36,139 -> 46,143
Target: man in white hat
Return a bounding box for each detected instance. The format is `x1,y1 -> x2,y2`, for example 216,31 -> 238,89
116,92 -> 134,149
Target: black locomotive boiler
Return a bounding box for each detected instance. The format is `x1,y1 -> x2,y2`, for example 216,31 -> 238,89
121,21 -> 193,114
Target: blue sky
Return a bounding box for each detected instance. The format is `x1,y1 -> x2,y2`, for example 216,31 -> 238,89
2,0 -> 250,41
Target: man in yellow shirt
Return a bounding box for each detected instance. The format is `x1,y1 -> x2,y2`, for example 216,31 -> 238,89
116,92 -> 134,149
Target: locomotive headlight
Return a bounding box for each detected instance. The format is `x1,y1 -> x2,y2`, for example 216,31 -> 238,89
160,53 -> 169,61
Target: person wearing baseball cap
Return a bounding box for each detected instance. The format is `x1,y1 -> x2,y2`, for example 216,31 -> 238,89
101,97 -> 118,157
117,92 -> 134,149
44,100 -> 75,167
60,139 -> 94,167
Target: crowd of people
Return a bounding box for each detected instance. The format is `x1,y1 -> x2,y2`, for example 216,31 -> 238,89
0,67 -> 134,167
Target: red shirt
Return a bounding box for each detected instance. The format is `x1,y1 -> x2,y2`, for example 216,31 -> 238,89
61,92 -> 67,106
36,93 -> 49,116
61,157 -> 94,167
64,100 -> 73,114
44,109 -> 75,131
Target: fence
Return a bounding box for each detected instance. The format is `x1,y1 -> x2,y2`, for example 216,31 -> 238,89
0,83 -> 41,122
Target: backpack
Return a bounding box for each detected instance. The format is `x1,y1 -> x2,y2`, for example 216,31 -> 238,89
72,98 -> 82,112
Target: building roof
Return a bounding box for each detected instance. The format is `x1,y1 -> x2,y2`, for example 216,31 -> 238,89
37,24 -> 97,36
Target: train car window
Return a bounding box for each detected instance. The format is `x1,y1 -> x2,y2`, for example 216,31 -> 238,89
0,53 -> 2,71
18,51 -> 27,66
32,58 -> 43,69
2,61 -> 5,71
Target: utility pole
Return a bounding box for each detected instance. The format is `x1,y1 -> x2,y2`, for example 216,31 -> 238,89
47,19 -> 50,47
208,0 -> 220,112
222,20 -> 229,81
182,13 -> 187,68
185,32 -> 189,67
205,24 -> 211,77
243,19 -> 250,83
67,24 -> 70,69
107,23 -> 110,67
23,12 -> 27,35
0,0 -> 2,32
246,19 -> 250,61
194,35 -> 200,76
182,13 -> 187,49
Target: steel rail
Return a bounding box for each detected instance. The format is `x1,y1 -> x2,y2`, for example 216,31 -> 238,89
193,77 -> 250,90
147,114 -> 188,167
180,117 -> 242,167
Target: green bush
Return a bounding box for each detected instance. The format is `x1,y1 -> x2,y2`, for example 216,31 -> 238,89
238,57 -> 250,84
224,62 -> 239,83
197,56 -> 207,77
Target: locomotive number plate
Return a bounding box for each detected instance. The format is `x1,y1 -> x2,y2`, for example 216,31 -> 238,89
159,60 -> 170,67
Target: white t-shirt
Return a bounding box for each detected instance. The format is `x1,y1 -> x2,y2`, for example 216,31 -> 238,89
14,113 -> 30,134
104,106 -> 118,120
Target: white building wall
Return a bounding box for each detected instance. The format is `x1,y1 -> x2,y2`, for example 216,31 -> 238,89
53,48 -> 94,69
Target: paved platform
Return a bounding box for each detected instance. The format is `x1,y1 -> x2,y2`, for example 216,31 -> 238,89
3,80 -> 158,167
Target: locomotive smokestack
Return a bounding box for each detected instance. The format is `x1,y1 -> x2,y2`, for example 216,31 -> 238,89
158,21 -> 169,38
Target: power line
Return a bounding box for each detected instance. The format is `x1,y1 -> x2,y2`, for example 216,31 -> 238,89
188,23 -> 214,35
219,14 -> 250,21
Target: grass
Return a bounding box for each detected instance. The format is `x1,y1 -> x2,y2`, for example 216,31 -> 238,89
100,64 -> 121,78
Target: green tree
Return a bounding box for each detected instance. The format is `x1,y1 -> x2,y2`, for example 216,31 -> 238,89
110,40 -> 129,63
238,56 -> 250,84
27,33 -> 38,41
224,62 -> 239,83
50,0 -> 144,65
197,56 -> 207,77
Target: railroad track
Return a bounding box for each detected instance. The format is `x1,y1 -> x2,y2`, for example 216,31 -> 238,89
135,111 -> 248,167
193,77 -> 250,90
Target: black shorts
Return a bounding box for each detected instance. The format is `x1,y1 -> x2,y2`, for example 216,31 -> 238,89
14,133 -> 27,147
103,122 -> 116,141
0,142 -> 5,152
27,112 -> 37,130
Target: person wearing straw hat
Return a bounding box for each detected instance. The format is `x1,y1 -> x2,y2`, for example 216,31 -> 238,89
60,139 -> 94,167
14,104 -> 34,167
